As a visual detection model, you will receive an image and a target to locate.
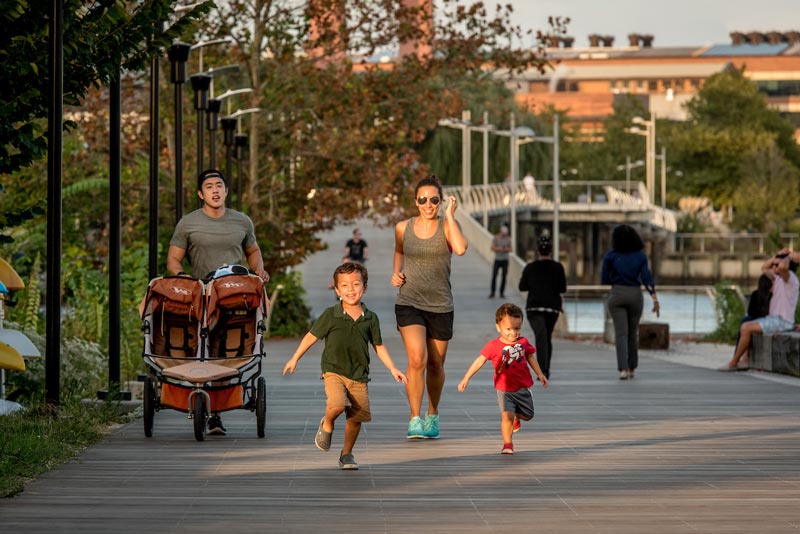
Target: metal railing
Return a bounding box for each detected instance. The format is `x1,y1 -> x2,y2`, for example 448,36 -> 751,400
443,180 -> 677,232
560,284 -> 744,335
671,233 -> 799,254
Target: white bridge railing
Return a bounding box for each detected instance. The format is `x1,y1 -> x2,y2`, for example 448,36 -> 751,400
443,180 -> 677,233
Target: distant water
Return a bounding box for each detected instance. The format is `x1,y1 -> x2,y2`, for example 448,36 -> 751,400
563,291 -> 718,335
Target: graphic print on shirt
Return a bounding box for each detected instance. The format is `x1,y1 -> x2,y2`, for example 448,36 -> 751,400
498,343 -> 525,374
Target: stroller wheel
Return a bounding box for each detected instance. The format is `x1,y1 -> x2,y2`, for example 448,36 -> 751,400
143,377 -> 155,437
193,394 -> 206,442
256,376 -> 266,438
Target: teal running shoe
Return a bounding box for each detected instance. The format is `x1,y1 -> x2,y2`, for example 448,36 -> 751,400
407,416 -> 425,439
423,414 -> 439,439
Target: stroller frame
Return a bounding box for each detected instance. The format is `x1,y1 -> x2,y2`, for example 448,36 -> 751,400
140,268 -> 268,441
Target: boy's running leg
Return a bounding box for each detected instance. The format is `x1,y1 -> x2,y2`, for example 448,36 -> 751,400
500,411 -> 515,454
339,420 -> 361,470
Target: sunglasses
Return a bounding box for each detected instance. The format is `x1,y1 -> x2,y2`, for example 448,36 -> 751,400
416,196 -> 441,206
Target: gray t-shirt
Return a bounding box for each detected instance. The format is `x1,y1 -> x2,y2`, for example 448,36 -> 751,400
492,233 -> 511,261
169,208 -> 257,278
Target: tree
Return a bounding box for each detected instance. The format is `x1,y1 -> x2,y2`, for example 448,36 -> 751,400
195,0 -> 566,270
0,0 -> 211,176
667,68 -> 800,227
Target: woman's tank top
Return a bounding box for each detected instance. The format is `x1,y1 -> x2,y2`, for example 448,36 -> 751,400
396,216 -> 453,313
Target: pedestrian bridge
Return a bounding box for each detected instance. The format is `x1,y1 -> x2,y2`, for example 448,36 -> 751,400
442,180 -> 678,286
443,180 -> 677,234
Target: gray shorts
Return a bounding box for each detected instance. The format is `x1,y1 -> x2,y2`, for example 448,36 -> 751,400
496,388 -> 534,421
755,315 -> 794,335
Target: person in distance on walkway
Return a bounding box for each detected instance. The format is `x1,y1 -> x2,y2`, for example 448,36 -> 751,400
518,232 -> 567,380
458,303 -> 548,455
489,224 -> 512,298
283,262 -> 407,470
720,250 -> 800,372
392,175 -> 468,439
601,224 -> 660,380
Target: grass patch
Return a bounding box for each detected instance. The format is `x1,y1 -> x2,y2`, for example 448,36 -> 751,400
0,401 -> 131,498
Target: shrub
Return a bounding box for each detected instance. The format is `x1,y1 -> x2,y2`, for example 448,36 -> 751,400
266,270 -> 311,338
706,282 -> 745,343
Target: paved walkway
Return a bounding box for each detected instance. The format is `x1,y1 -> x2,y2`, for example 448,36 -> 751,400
2,220 -> 800,533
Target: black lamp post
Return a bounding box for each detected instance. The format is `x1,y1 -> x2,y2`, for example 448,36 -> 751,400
190,73 -> 212,182
206,98 -> 222,169
221,116 -> 237,206
234,133 -> 248,211
167,41 -> 191,224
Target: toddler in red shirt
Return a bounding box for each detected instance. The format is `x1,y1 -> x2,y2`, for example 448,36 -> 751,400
458,303 -> 549,454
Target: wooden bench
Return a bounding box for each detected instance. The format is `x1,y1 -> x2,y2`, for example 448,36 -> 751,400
750,332 -> 800,377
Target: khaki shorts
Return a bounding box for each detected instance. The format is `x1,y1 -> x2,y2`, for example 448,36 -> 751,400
323,372 -> 372,423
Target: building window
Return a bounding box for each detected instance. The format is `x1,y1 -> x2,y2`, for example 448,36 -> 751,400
648,80 -> 657,92
663,80 -> 672,90
569,81 -> 579,92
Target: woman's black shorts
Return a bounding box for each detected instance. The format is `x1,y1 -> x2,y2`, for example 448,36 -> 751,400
395,304 -> 454,341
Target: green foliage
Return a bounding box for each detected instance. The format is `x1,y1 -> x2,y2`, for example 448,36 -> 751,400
21,253 -> 41,332
266,271 -> 312,338
5,323 -> 106,405
0,0 -> 212,175
706,282 -> 745,343
0,400 -> 128,497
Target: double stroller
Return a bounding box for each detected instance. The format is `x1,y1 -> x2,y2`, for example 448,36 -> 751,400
139,265 -> 268,441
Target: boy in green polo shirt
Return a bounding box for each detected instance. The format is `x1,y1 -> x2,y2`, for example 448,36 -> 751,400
283,262 -> 407,470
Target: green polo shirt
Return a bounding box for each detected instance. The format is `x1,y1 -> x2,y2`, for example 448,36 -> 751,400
309,302 -> 383,383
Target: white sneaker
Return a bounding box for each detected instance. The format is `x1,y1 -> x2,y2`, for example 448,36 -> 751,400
619,369 -> 629,380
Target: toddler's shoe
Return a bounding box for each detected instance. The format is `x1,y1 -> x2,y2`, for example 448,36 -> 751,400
407,416 -> 425,439
501,443 -> 514,454
512,417 -> 521,433
423,414 -> 440,439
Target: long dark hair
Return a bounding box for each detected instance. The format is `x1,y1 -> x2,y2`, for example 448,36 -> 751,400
611,224 -> 645,253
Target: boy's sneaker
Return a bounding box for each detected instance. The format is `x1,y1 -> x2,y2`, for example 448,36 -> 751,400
315,417 -> 332,451
338,453 -> 358,470
423,414 -> 440,439
512,417 -> 521,433
501,443 -> 514,454
407,416 -> 425,439
207,415 -> 226,436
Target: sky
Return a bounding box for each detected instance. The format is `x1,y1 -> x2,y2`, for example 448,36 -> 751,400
501,0 -> 800,48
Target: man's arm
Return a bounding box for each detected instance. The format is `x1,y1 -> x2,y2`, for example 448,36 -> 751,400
166,245 -> 187,275
244,242 -> 270,282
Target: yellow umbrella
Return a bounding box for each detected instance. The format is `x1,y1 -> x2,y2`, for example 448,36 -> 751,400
0,257 -> 24,292
0,342 -> 25,372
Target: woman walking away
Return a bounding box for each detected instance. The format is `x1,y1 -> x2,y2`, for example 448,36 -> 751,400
518,233 -> 566,380
601,225 -> 660,380
392,175 -> 468,439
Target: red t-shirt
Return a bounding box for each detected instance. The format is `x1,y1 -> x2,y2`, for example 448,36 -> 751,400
480,337 -> 536,392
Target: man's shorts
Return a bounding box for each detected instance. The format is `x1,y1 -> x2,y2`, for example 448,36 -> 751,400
322,372 -> 371,423
755,315 -> 795,335
395,304 -> 454,341
497,388 -> 534,421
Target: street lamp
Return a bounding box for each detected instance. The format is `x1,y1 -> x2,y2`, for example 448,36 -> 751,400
222,108 -> 261,209
234,133 -> 248,211
616,157 -> 645,194
212,87 -> 252,170
167,41 -> 191,224
206,98 -> 222,169
220,116 -> 237,205
437,110 -> 494,224
627,115 -> 656,203
189,72 -> 212,180
492,114 -> 560,259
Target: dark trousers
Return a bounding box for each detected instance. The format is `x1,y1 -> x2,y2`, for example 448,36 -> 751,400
527,311 -> 559,378
490,259 -> 509,297
607,285 -> 643,371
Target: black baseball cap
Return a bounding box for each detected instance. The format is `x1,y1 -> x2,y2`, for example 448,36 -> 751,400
197,169 -> 228,190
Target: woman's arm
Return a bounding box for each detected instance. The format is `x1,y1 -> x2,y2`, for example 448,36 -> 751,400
391,220 -> 407,287
443,197 -> 468,256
